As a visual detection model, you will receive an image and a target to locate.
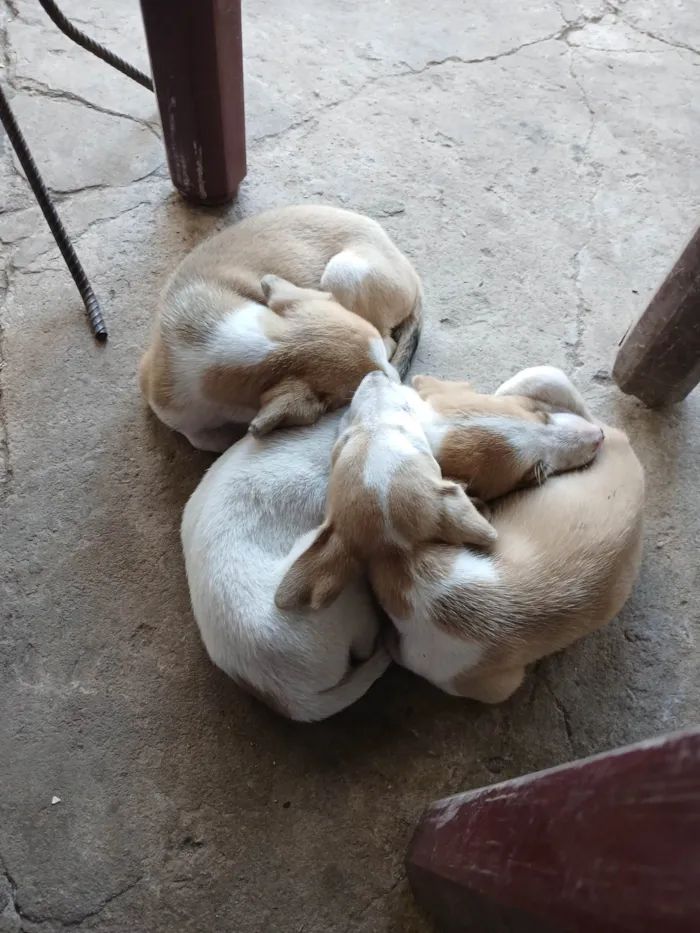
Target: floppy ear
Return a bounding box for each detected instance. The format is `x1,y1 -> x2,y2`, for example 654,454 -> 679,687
275,522 -> 357,611
437,481 -> 497,548
249,378 -> 326,437
261,274 -> 333,313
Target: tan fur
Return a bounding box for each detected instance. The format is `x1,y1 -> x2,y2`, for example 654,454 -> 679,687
441,426 -> 644,698
275,380 -> 496,612
278,370 -> 643,705
165,205 -> 420,337
196,289 -> 384,427
140,205 -> 423,447
139,337 -> 177,411
414,374 -> 557,499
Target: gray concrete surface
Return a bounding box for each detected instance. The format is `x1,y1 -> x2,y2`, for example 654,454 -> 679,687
1,0 -> 699,929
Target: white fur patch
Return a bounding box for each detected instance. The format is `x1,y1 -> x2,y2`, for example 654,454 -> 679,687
449,548 -> 500,587
395,609 -> 486,683
369,337 -> 399,380
213,301 -> 277,367
321,250 -> 371,295
391,548 -> 496,687
163,300 -> 276,438
363,430 -> 418,517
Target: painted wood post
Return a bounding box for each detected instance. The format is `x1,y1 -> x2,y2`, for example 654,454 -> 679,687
407,729 -> 700,933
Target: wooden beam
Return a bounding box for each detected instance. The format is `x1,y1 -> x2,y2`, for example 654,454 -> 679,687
613,227 -> 700,406
139,0 -> 246,205
406,729 -> 700,933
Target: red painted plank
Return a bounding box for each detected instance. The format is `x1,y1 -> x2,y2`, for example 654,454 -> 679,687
407,730 -> 700,933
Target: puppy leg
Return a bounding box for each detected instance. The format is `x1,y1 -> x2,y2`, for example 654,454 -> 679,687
441,479 -> 493,521
321,247 -> 421,379
184,423 -> 247,452
249,379 -> 325,437
454,665 -> 526,704
495,366 -> 593,420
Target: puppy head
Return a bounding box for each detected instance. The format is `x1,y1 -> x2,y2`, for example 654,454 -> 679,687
275,372 -> 496,611
261,275 -> 399,407
414,371 -> 604,500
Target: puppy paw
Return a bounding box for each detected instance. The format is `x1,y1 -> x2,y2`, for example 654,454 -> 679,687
469,496 -> 492,521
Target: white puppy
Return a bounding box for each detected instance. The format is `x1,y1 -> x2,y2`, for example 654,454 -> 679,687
180,413 -> 389,722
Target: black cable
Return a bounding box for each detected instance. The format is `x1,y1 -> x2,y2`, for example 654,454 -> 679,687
37,0 -> 154,92
0,84 -> 108,341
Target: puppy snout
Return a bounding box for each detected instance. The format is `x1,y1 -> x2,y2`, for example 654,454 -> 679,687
580,423 -> 604,454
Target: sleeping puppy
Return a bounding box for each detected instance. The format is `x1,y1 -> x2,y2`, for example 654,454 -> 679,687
140,204 -> 422,451
276,369 -> 644,704
414,366 -> 603,501
181,411 -> 389,723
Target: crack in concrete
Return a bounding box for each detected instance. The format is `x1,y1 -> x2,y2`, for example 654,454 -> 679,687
605,2 -> 700,57
540,675 -> 576,758
2,859 -> 143,930
17,197 -> 157,271
0,186 -> 157,497
252,8 -> 628,154
342,873 -> 403,932
0,267 -> 12,504
564,47 -> 601,370
1,861 -> 21,931
11,77 -> 160,137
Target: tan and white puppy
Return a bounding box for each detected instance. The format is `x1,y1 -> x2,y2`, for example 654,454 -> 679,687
181,412 -> 389,723
140,205 -> 423,451
277,369 -> 644,704
415,366 -> 603,501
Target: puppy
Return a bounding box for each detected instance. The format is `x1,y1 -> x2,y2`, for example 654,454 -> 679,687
180,411 -> 389,722
277,369 -> 644,704
140,205 -> 423,451
414,366 -> 604,500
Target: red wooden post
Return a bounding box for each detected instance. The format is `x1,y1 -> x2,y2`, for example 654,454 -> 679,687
613,226 -> 700,406
139,0 -> 246,205
406,729 -> 700,933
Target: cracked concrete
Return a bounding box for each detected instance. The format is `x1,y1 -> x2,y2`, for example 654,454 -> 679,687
1,0 -> 699,930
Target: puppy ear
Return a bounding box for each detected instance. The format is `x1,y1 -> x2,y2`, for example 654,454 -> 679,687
261,274 -> 333,313
275,523 -> 357,611
437,481 -> 497,548
249,378 -> 326,437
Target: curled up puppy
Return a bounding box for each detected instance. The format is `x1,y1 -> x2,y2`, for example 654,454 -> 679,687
276,369 -> 644,704
139,204 -> 423,451
413,365 -> 605,501
181,412 -> 389,723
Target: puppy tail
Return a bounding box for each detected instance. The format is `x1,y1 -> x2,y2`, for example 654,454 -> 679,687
390,291 -> 423,381
303,642 -> 391,722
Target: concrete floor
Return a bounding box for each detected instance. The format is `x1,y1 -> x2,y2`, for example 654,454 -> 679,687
1,0 -> 699,929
